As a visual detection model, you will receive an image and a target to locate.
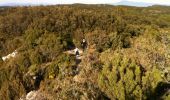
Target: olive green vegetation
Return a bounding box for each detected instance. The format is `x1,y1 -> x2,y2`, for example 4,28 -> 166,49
0,4 -> 170,100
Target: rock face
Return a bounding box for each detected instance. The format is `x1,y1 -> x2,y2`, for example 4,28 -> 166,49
2,50 -> 18,61
26,91 -> 37,100
20,90 -> 46,100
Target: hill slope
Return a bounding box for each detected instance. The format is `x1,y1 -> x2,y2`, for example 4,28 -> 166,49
0,5 -> 170,100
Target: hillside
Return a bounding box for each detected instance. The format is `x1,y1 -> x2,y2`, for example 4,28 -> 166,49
0,5 -> 170,100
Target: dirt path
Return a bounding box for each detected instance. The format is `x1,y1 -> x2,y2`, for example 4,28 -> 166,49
64,48 -> 85,66
64,48 -> 84,59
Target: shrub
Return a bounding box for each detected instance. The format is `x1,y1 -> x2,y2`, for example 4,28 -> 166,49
24,29 -> 43,48
86,30 -> 112,52
98,51 -> 164,100
29,49 -> 43,64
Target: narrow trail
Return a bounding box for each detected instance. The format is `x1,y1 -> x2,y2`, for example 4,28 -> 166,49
64,48 -> 86,82
64,48 -> 84,60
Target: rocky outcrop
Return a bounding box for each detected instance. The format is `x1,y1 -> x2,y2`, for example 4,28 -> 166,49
20,90 -> 46,100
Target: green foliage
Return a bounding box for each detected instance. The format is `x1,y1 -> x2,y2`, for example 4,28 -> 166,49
28,64 -> 39,74
56,54 -> 76,78
45,62 -> 59,79
24,29 -> 43,48
164,94 -> 170,100
29,49 -> 43,64
142,67 -> 163,99
14,53 -> 31,72
86,30 -> 112,52
98,52 -> 164,100
0,80 -> 25,100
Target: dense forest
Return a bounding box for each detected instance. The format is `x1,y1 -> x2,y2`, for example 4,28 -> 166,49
0,4 -> 170,100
